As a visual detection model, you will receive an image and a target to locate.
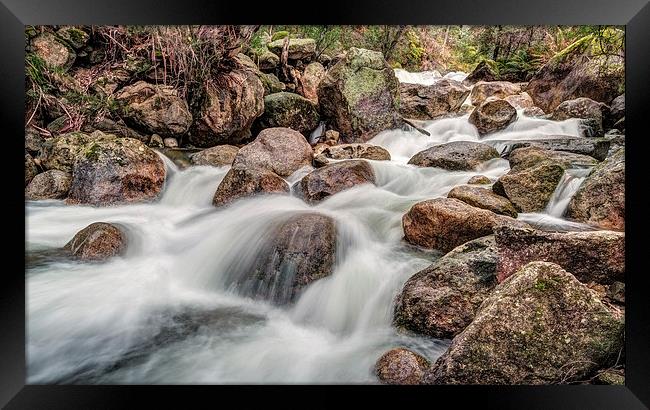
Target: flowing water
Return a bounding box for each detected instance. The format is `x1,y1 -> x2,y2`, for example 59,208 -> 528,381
26,71 -> 598,384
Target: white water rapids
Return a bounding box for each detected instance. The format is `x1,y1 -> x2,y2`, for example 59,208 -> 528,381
26,78 -> 596,384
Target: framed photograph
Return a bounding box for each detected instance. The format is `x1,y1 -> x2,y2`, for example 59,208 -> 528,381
4,0 -> 649,407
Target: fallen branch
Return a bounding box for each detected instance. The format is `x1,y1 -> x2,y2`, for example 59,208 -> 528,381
402,117 -> 431,136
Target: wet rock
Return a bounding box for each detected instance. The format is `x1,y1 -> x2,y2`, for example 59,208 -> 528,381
233,127 -> 312,177
25,170 -> 71,200
605,94 -> 625,129
402,198 -> 528,253
25,151 -> 39,187
504,92 -> 535,109
189,69 -> 264,147
408,141 -> 499,171
66,134 -> 166,205
399,79 -> 470,120
254,92 -> 320,137
470,81 -> 521,106
375,348 -> 430,385
394,236 -> 498,339
243,213 -> 337,304
448,185 -> 518,218
551,97 -> 608,138
566,149 -> 624,230
267,38 -> 316,61
163,137 -> 178,148
31,32 -> 76,70
501,137 -> 610,162
508,146 -> 597,172
319,143 -> 391,164
318,47 -> 401,143
149,134 -> 164,148
212,166 -> 289,207
298,62 -> 326,104
424,261 -> 625,385
493,161 -> 565,212
522,106 -> 547,117
64,222 -> 127,261
495,225 -> 625,285
468,99 -> 517,135
115,81 -> 193,137
467,175 -> 492,185
190,145 -> 239,167
526,36 -> 624,112
295,160 -> 376,203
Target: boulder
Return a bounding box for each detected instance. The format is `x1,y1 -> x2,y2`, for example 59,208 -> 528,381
551,97 -> 608,138
424,262 -> 624,384
212,166 -> 289,207
606,94 -> 625,129
508,146 -> 597,172
501,137 -> 610,162
40,131 -> 98,173
254,92 -> 320,137
319,143 -> 391,164
402,198 -> 528,253
504,92 -> 535,109
25,127 -> 46,156
190,145 -> 239,167
566,149 -> 624,230
189,69 -> 264,147
31,32 -> 75,71
267,38 -> 316,60
493,161 -> 565,212
394,236 -> 498,339
468,99 -> 517,135
56,26 -> 90,49
298,62 -> 326,104
448,185 -> 518,218
256,49 -> 280,71
66,135 -> 166,205
375,348 -> 430,385
233,127 -> 313,177
495,225 -> 625,285
163,137 -> 178,148
259,73 -> 285,95
317,47 -> 401,143
522,106 -> 547,117
467,175 -> 492,185
408,141 -> 499,171
525,34 -> 625,113
115,81 -> 193,137
25,170 -> 71,200
470,81 -> 521,106
149,134 -> 164,148
462,60 -> 499,85
399,79 -> 470,120
25,151 -> 38,187
86,118 -> 149,144
64,222 -> 128,261
237,213 -> 337,304
295,160 -> 376,203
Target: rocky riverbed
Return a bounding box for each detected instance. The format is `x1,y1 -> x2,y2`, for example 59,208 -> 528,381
25,27 -> 625,385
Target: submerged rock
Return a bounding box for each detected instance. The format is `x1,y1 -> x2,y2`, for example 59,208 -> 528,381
295,160 -> 376,203
399,79 -> 470,120
424,262 -> 624,384
394,236 -> 498,339
468,99 -> 517,135
375,348 -> 430,385
402,198 -> 528,253
25,170 -> 71,200
408,141 -> 499,171
566,149 -> 624,230
64,222 -> 128,261
232,127 -> 313,177
448,185 -> 518,218
190,145 -> 239,167
495,225 -> 625,285
243,213 -> 337,304
318,47 -> 401,142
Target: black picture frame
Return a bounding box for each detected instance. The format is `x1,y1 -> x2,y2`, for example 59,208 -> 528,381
4,0 -> 649,408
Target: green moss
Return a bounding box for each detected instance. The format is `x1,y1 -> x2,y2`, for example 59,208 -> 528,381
271,31 -> 289,41
83,143 -> 102,162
